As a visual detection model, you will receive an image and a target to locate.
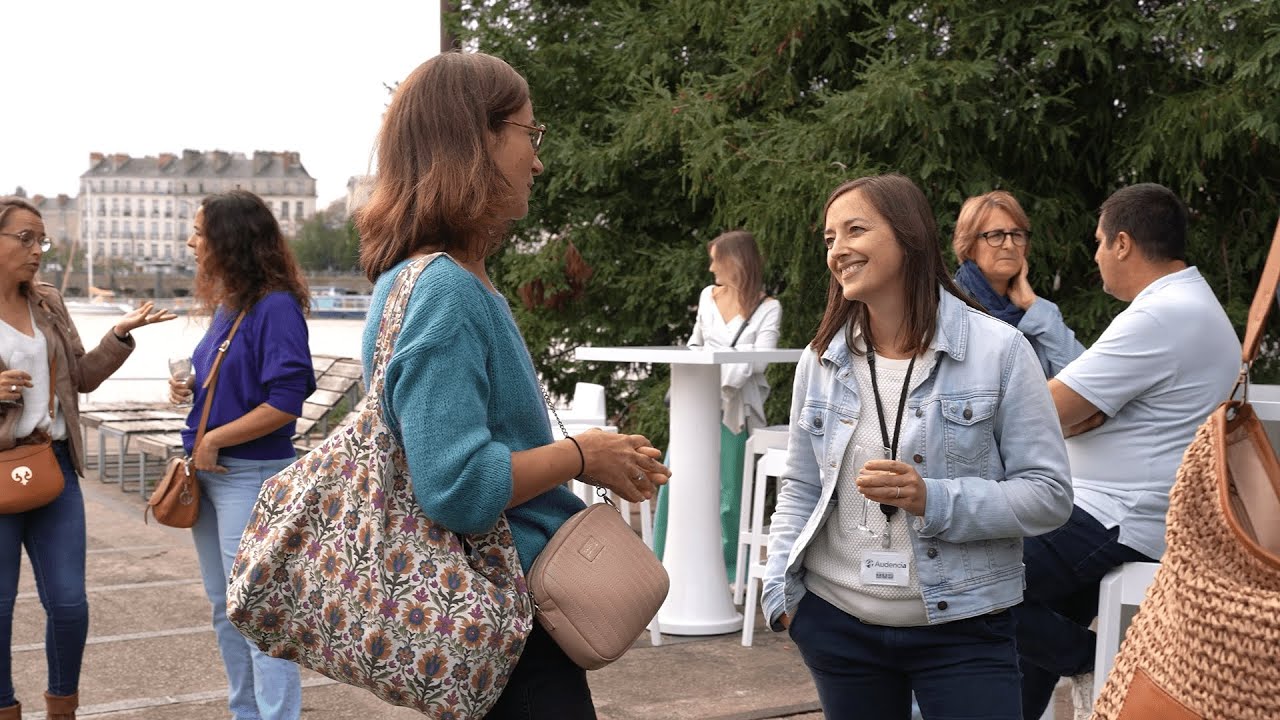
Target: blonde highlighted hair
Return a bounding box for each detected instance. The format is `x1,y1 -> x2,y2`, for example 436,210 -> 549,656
951,190 -> 1031,263
708,230 -> 764,317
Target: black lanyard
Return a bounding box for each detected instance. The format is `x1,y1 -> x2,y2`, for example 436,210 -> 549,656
866,349 -> 915,520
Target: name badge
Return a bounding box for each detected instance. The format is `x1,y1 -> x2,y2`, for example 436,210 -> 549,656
860,551 -> 911,587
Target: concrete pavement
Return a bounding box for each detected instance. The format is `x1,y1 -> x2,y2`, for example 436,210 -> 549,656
10,449 -> 822,719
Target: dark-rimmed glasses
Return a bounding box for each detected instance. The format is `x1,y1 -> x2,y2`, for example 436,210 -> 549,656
0,230 -> 52,252
501,119 -> 546,152
977,228 -> 1031,247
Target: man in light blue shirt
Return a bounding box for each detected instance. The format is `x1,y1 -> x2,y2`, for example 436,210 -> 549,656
1013,184 -> 1240,719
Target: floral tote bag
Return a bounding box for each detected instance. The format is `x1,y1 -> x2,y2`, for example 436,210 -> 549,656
227,254 -> 533,718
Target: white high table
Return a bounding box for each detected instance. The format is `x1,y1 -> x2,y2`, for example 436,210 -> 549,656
574,346 -> 803,635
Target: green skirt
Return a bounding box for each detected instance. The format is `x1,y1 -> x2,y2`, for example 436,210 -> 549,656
652,424 -> 747,580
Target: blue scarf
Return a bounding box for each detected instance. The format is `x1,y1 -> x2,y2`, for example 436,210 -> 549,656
955,260 -> 1025,326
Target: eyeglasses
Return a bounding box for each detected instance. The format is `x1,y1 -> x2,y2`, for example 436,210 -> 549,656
501,119 -> 547,152
0,230 -> 52,252
977,228 -> 1031,247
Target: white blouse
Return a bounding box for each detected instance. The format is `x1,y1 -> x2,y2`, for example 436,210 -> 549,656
0,309 -> 64,441
687,285 -> 783,433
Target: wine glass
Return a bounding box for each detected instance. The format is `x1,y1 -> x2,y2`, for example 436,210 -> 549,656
851,445 -> 881,536
168,356 -> 193,407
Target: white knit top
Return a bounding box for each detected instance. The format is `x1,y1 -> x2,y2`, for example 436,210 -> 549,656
803,351 -> 934,627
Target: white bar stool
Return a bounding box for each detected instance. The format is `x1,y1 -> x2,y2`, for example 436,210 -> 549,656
733,424 -> 789,605
741,447 -> 787,647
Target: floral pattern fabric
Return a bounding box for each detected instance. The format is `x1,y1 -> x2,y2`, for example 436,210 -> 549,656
227,255 -> 533,719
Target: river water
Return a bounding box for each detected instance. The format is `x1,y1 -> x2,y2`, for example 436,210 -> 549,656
70,311 -> 367,404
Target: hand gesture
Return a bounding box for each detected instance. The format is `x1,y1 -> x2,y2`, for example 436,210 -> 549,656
1008,259 -> 1038,311
574,429 -> 671,503
114,301 -> 178,337
856,458 -> 927,517
0,369 -> 33,405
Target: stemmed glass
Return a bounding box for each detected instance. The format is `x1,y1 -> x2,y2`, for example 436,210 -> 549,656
853,445 -> 881,536
168,356 -> 193,408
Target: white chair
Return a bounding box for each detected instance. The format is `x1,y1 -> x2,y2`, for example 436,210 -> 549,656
741,447 -> 787,647
554,382 -> 608,426
1092,561 -> 1160,701
733,424 -> 789,605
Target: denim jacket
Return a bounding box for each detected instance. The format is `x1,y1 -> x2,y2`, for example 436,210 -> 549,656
762,289 -> 1073,628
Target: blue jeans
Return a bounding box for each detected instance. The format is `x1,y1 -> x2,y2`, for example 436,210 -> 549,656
789,592 -> 1022,719
193,455 -> 301,720
0,441 -> 88,707
1011,505 -> 1151,720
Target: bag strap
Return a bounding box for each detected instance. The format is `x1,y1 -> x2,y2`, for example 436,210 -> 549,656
1243,217 -> 1280,365
728,294 -> 766,348
539,384 -> 614,507
192,310 -> 247,450
366,253 -> 445,399
45,352 -> 57,420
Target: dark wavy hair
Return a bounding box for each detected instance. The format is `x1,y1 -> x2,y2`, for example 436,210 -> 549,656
357,51 -> 530,282
811,174 -> 983,357
193,190 -> 309,316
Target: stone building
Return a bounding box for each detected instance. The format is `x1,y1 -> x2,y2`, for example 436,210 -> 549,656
79,149 -> 317,266
30,194 -> 80,249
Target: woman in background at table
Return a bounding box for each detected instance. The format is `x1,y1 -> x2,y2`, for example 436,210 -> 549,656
951,190 -> 1083,378
0,196 -> 174,720
654,230 -> 782,580
168,190 -> 315,720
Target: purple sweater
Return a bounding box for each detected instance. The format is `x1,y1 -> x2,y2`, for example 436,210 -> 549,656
181,291 -> 315,460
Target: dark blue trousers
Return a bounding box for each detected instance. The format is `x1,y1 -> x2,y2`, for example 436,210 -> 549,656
1011,505 -> 1151,720
484,622 -> 596,719
0,442 -> 88,707
789,591 -> 1023,719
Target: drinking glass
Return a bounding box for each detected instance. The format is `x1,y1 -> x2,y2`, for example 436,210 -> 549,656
168,356 -> 193,407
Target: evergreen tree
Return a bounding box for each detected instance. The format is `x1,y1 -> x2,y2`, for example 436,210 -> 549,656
454,0 -> 1280,446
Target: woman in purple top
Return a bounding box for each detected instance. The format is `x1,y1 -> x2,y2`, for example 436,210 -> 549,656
168,190 -> 314,720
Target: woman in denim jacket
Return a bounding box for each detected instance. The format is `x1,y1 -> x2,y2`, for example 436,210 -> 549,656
762,174 -> 1072,719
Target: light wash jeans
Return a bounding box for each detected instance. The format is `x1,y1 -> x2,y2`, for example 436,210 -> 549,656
192,455 -> 301,720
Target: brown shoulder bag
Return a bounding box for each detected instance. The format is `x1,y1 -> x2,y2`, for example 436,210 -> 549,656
146,311 -> 246,527
0,354 -> 64,514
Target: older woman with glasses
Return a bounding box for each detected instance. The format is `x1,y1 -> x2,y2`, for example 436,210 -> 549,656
952,191 -> 1084,378
0,196 -> 174,720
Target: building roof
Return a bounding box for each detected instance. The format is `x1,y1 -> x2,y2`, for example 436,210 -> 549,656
81,149 -> 314,180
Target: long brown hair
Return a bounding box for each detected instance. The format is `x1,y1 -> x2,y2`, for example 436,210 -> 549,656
952,190 -> 1032,263
193,190 -> 309,316
358,52 -> 530,282
0,196 -> 43,296
708,229 -> 765,318
811,174 -> 983,357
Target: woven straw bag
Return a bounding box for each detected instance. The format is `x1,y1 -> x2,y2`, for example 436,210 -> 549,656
1092,220 -> 1280,720
226,254 -> 534,718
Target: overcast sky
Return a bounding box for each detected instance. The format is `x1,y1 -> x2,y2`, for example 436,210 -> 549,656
1,0 -> 442,206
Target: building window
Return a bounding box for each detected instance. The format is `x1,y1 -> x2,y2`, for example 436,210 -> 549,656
281,201 -> 289,219
97,220 -> 105,234
112,180 -> 119,192
111,243 -> 118,256
151,243 -> 158,257
178,201 -> 189,218
111,198 -> 119,215
136,220 -> 144,235
110,220 -> 118,233
152,199 -> 160,217
296,201 -> 304,218
96,242 -> 104,255
123,198 -> 131,216
165,199 -> 173,217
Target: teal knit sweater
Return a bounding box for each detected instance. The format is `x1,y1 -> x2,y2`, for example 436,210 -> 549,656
361,256 -> 585,573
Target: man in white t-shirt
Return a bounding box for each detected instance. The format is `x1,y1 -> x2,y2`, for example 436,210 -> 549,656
1013,184 -> 1240,719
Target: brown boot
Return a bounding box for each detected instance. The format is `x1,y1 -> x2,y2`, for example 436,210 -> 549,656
43,692 -> 76,720
0,701 -> 19,720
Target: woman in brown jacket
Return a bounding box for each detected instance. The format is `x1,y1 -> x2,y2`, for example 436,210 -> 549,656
0,196 -> 173,720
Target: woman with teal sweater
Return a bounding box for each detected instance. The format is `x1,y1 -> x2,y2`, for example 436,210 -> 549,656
355,52 -> 670,720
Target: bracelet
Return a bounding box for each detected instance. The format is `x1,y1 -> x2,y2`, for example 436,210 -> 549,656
564,435 -> 586,479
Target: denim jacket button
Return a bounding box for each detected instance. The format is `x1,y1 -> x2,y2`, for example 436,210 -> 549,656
814,417 -> 823,428
937,601 -> 949,610
962,406 -> 973,420
912,453 -> 924,464
915,407 -> 922,417
926,547 -> 938,559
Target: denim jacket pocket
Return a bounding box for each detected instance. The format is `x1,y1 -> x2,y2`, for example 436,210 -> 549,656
941,395 -> 997,465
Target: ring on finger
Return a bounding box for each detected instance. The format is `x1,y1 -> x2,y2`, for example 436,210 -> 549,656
895,486 -> 901,499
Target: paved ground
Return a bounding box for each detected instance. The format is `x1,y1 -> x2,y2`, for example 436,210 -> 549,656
12,443 -> 1073,719
10,447 -> 823,719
